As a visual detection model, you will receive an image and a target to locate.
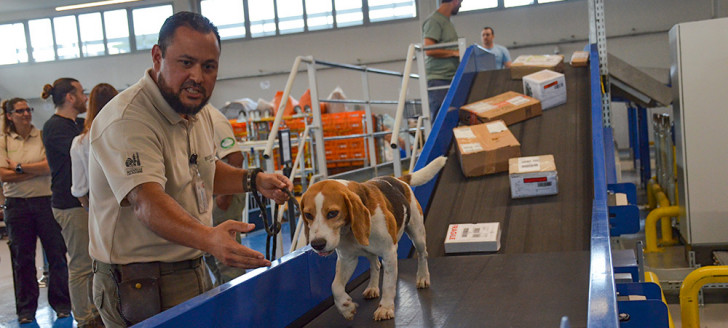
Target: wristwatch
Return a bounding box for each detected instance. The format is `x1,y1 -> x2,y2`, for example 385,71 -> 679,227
15,163 -> 23,174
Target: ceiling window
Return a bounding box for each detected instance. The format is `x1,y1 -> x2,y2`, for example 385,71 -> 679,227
79,13 -> 106,57
334,0 -> 363,27
368,0 -> 416,23
53,15 -> 81,60
28,19 -> 56,62
0,23 -> 28,65
132,5 -> 173,50
277,0 -> 305,34
104,9 -> 131,54
305,0 -> 333,31
460,0 -> 498,12
201,0 -> 246,40
249,0 -> 276,37
505,0 -> 535,8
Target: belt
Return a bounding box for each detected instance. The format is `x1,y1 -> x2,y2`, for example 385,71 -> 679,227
94,257 -> 202,276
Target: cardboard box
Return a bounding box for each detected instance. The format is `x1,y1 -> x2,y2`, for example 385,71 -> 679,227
570,51 -> 589,67
509,154 -> 559,198
459,91 -> 542,126
510,54 -> 565,79
522,69 -> 567,110
444,223 -> 501,253
454,120 -> 521,177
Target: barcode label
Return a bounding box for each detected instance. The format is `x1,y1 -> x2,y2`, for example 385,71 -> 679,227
470,102 -> 497,113
486,121 -> 507,133
518,156 -> 541,172
454,128 -> 477,140
507,96 -> 530,106
461,143 -> 483,154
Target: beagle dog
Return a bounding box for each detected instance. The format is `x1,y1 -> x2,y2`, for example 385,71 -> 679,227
301,156 -> 447,321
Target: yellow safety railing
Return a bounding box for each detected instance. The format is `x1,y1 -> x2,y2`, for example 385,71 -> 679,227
679,266 -> 728,328
644,271 -> 675,328
644,180 -> 680,253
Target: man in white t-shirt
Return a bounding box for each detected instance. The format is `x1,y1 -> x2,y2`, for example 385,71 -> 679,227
481,26 -> 512,69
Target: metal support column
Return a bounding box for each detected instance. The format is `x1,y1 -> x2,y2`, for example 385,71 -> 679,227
588,0 -> 612,128
637,106 -> 651,188
306,59 -> 328,178
627,105 -> 640,172
360,69 -> 379,176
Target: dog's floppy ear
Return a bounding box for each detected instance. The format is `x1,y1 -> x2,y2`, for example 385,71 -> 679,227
343,188 -> 371,246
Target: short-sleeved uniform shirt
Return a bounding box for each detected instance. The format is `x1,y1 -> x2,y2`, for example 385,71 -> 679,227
0,127 -> 52,198
486,44 -> 512,69
422,11 -> 459,81
208,105 -> 238,161
88,69 -> 217,264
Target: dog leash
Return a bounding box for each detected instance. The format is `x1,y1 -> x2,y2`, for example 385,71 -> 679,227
249,169 -> 300,261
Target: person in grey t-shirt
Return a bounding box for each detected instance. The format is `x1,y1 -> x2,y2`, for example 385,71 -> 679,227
481,26 -> 512,69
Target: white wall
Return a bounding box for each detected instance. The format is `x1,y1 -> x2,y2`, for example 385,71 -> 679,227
0,0 -> 724,147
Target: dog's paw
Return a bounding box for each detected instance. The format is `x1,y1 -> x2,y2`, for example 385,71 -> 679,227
363,287 -> 380,299
373,304 -> 395,321
336,299 -> 358,320
416,275 -> 430,289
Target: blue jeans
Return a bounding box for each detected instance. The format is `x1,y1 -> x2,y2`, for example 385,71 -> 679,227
427,79 -> 452,121
5,196 -> 71,319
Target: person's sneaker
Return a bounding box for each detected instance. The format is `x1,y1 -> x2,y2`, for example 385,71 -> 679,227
38,273 -> 49,288
56,311 -> 71,319
18,317 -> 33,324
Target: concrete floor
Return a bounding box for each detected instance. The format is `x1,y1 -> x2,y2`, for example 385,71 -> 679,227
0,237 -> 73,328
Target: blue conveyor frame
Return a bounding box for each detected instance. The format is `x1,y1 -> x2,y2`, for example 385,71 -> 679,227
135,44 -> 620,328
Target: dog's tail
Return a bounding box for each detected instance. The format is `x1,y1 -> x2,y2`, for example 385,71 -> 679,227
399,156 -> 447,187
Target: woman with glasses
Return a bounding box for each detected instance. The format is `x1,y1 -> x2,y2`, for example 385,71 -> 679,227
0,98 -> 71,324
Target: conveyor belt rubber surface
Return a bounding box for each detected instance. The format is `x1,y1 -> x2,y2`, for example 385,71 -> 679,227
300,66 -> 593,328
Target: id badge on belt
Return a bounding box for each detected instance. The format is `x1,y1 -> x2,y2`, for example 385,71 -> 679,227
189,159 -> 208,214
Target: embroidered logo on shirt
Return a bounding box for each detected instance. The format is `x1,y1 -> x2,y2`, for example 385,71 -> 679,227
125,152 -> 143,175
221,137 -> 235,149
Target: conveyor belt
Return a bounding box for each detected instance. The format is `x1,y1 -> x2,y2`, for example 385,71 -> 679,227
299,66 -> 593,327
427,66 -> 593,256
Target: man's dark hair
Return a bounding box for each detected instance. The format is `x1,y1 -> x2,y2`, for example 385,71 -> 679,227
441,0 -> 453,2
484,26 -> 495,34
41,78 -> 79,107
157,11 -> 220,56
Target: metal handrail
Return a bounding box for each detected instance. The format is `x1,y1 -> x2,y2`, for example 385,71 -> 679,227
305,58 -> 420,78
263,56 -> 308,159
264,54 -> 431,179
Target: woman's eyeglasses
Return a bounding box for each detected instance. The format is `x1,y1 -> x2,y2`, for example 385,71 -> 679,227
12,108 -> 34,114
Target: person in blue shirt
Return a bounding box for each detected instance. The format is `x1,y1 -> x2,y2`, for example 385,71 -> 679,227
481,26 -> 512,69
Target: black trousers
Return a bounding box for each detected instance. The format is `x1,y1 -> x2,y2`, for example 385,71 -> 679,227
5,196 -> 71,318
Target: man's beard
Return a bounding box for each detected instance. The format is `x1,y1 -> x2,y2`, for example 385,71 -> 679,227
74,97 -> 87,114
157,74 -> 209,116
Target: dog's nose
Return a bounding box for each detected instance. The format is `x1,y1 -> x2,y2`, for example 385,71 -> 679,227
310,238 -> 327,251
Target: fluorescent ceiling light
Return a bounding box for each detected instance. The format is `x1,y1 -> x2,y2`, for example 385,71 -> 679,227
56,0 -> 143,11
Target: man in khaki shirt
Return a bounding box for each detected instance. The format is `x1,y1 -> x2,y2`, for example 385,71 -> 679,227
88,12 -> 292,327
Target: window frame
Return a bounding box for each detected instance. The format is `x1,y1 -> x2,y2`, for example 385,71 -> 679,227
200,0 -> 419,41
0,2 -> 173,66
